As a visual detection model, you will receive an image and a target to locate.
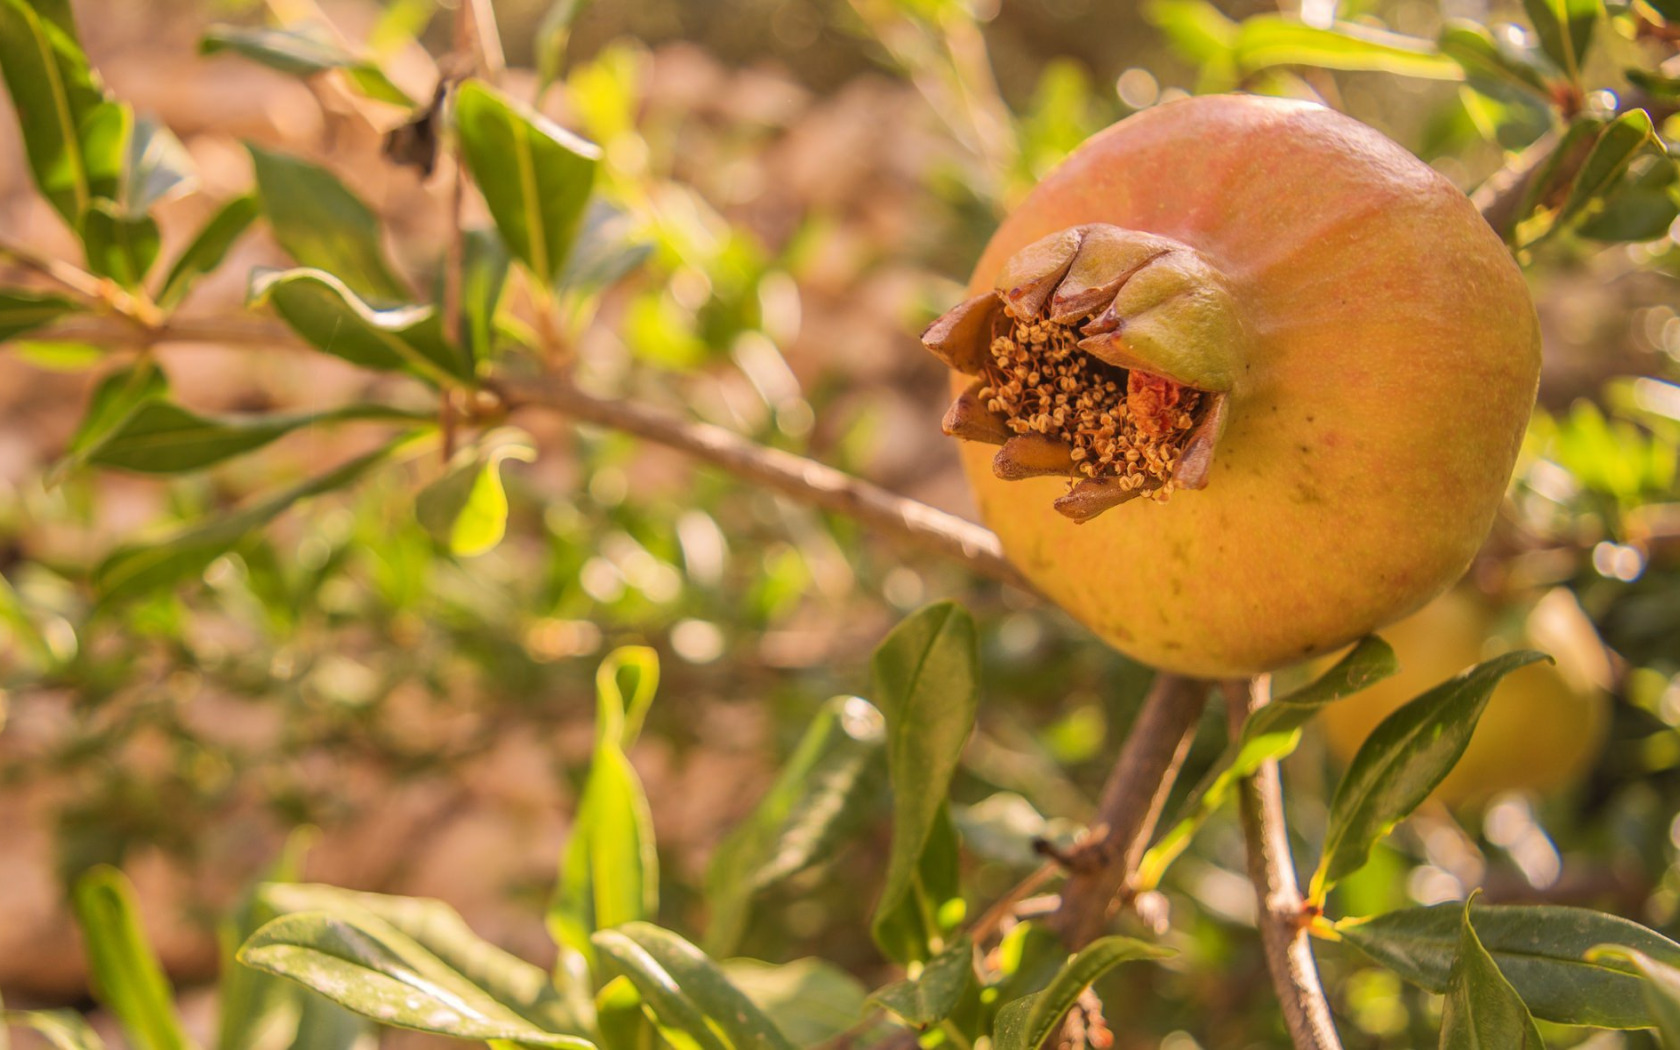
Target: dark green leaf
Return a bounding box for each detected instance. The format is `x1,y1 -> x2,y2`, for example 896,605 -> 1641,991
869,602 -> 979,964
255,883 -> 581,1035
1310,651 -> 1547,898
1628,69 -> 1680,99
1509,117 -> 1605,244
1438,22 -> 1554,97
1340,902 -> 1680,1028
1577,155 -> 1680,242
239,912 -> 593,1047
156,194 -> 260,309
251,268 -> 469,384
1586,946 -> 1680,1046
0,0 -> 111,222
991,937 -> 1174,1050
1522,0 -> 1598,81
84,400 -> 426,474
415,428 -> 537,556
593,923 -> 793,1050
455,80 -> 600,287
1140,637 -> 1397,888
2,1010 -> 107,1050
94,435 -> 412,604
458,226 -> 510,360
718,959 -> 870,1047
80,199 -> 160,288
247,145 -> 408,302
125,117 -> 195,214
867,937 -> 973,1029
1556,109 -> 1656,231
200,25 -> 411,106
1233,16 -> 1461,79
0,288 -> 79,342
1440,897 -> 1544,1050
70,866 -> 193,1050
704,695 -> 886,956
51,357 -> 170,481
557,200 -> 651,297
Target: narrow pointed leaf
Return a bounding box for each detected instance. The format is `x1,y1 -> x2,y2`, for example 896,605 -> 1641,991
1437,22 -> 1554,96
454,80 -> 600,287
0,288 -> 79,343
704,696 -> 886,956
52,358 -> 170,481
94,435 -> 412,604
70,867 -> 193,1050
1311,650 -> 1547,897
1140,636 -> 1397,888
991,937 -> 1174,1050
415,429 -> 536,556
156,194 -> 259,309
869,602 -> 979,964
1340,902 -> 1680,1028
0,0 -> 109,222
85,400 -> 426,474
1440,897 -> 1544,1050
1556,109 -> 1655,230
1233,16 -> 1461,78
247,145 -> 408,302
593,923 -> 793,1050
866,936 -> 973,1029
238,911 -> 593,1048
251,268 -> 469,384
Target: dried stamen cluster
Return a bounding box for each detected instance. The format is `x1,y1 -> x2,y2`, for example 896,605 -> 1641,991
978,315 -> 1201,500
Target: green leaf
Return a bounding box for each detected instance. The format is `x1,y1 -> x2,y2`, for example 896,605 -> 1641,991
869,601 -> 979,963
550,649 -> 662,970
251,268 -> 469,385
1340,902 -> 1680,1028
991,937 -> 1174,1050
1510,116 -> 1606,244
200,25 -> 411,105
867,936 -> 974,1029
558,201 -> 652,297
536,0 -> 592,91
156,194 -> 260,309
255,883 -> 582,1035
2,1011 -> 106,1050
455,80 -> 601,287
415,428 -> 537,556
0,288 -> 78,342
51,357 -> 170,481
239,911 -> 593,1047
1627,69 -> 1680,100
84,400 -> 426,475
70,866 -> 194,1050
1440,896 -> 1544,1050
704,695 -> 886,956
458,226 -> 510,361
1556,109 -> 1656,231
1585,946 -> 1680,1046
1522,0 -> 1598,82
0,0 -> 111,223
1139,637 -> 1397,889
247,144 -> 408,302
717,959 -> 870,1047
592,923 -> 793,1050
1437,21 -> 1554,97
94,435 -> 412,604
125,116 -> 195,214
1577,155 -> 1680,242
1309,650 -> 1548,899
1233,16 -> 1462,79
80,199 -> 160,288
1143,0 -> 1237,64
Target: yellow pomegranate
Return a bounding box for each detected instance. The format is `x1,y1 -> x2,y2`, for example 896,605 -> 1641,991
1316,588 -> 1611,805
922,95 -> 1540,677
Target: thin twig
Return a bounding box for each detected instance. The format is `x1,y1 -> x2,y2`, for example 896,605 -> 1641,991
1049,674 -> 1211,949
1226,677 -> 1342,1050
489,372 -> 1030,590
0,239 -> 107,301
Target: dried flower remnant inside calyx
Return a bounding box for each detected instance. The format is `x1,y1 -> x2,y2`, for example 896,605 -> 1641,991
922,224 -> 1235,522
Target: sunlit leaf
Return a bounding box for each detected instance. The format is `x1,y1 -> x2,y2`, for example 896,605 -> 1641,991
239,912 -> 593,1047
0,0 -> 113,222
1522,0 -> 1598,81
71,866 -> 193,1050
1341,902 -> 1680,1028
415,428 -> 537,557
1437,21 -> 1554,97
156,194 -> 260,309
869,602 -> 979,964
1310,651 -> 1547,899
80,199 -> 160,288
1234,16 -> 1461,79
2,1010 -> 107,1050
593,923 -> 793,1050
247,145 -> 408,302
124,117 -> 196,214
1556,109 -> 1656,231
991,937 -> 1174,1050
251,268 -> 469,385
455,80 -> 600,288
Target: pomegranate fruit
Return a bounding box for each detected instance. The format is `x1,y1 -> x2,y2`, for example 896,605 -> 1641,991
922,94 -> 1541,677
1317,588 -> 1610,805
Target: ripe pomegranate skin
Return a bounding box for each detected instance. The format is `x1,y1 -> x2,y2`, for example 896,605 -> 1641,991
950,95 -> 1541,677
